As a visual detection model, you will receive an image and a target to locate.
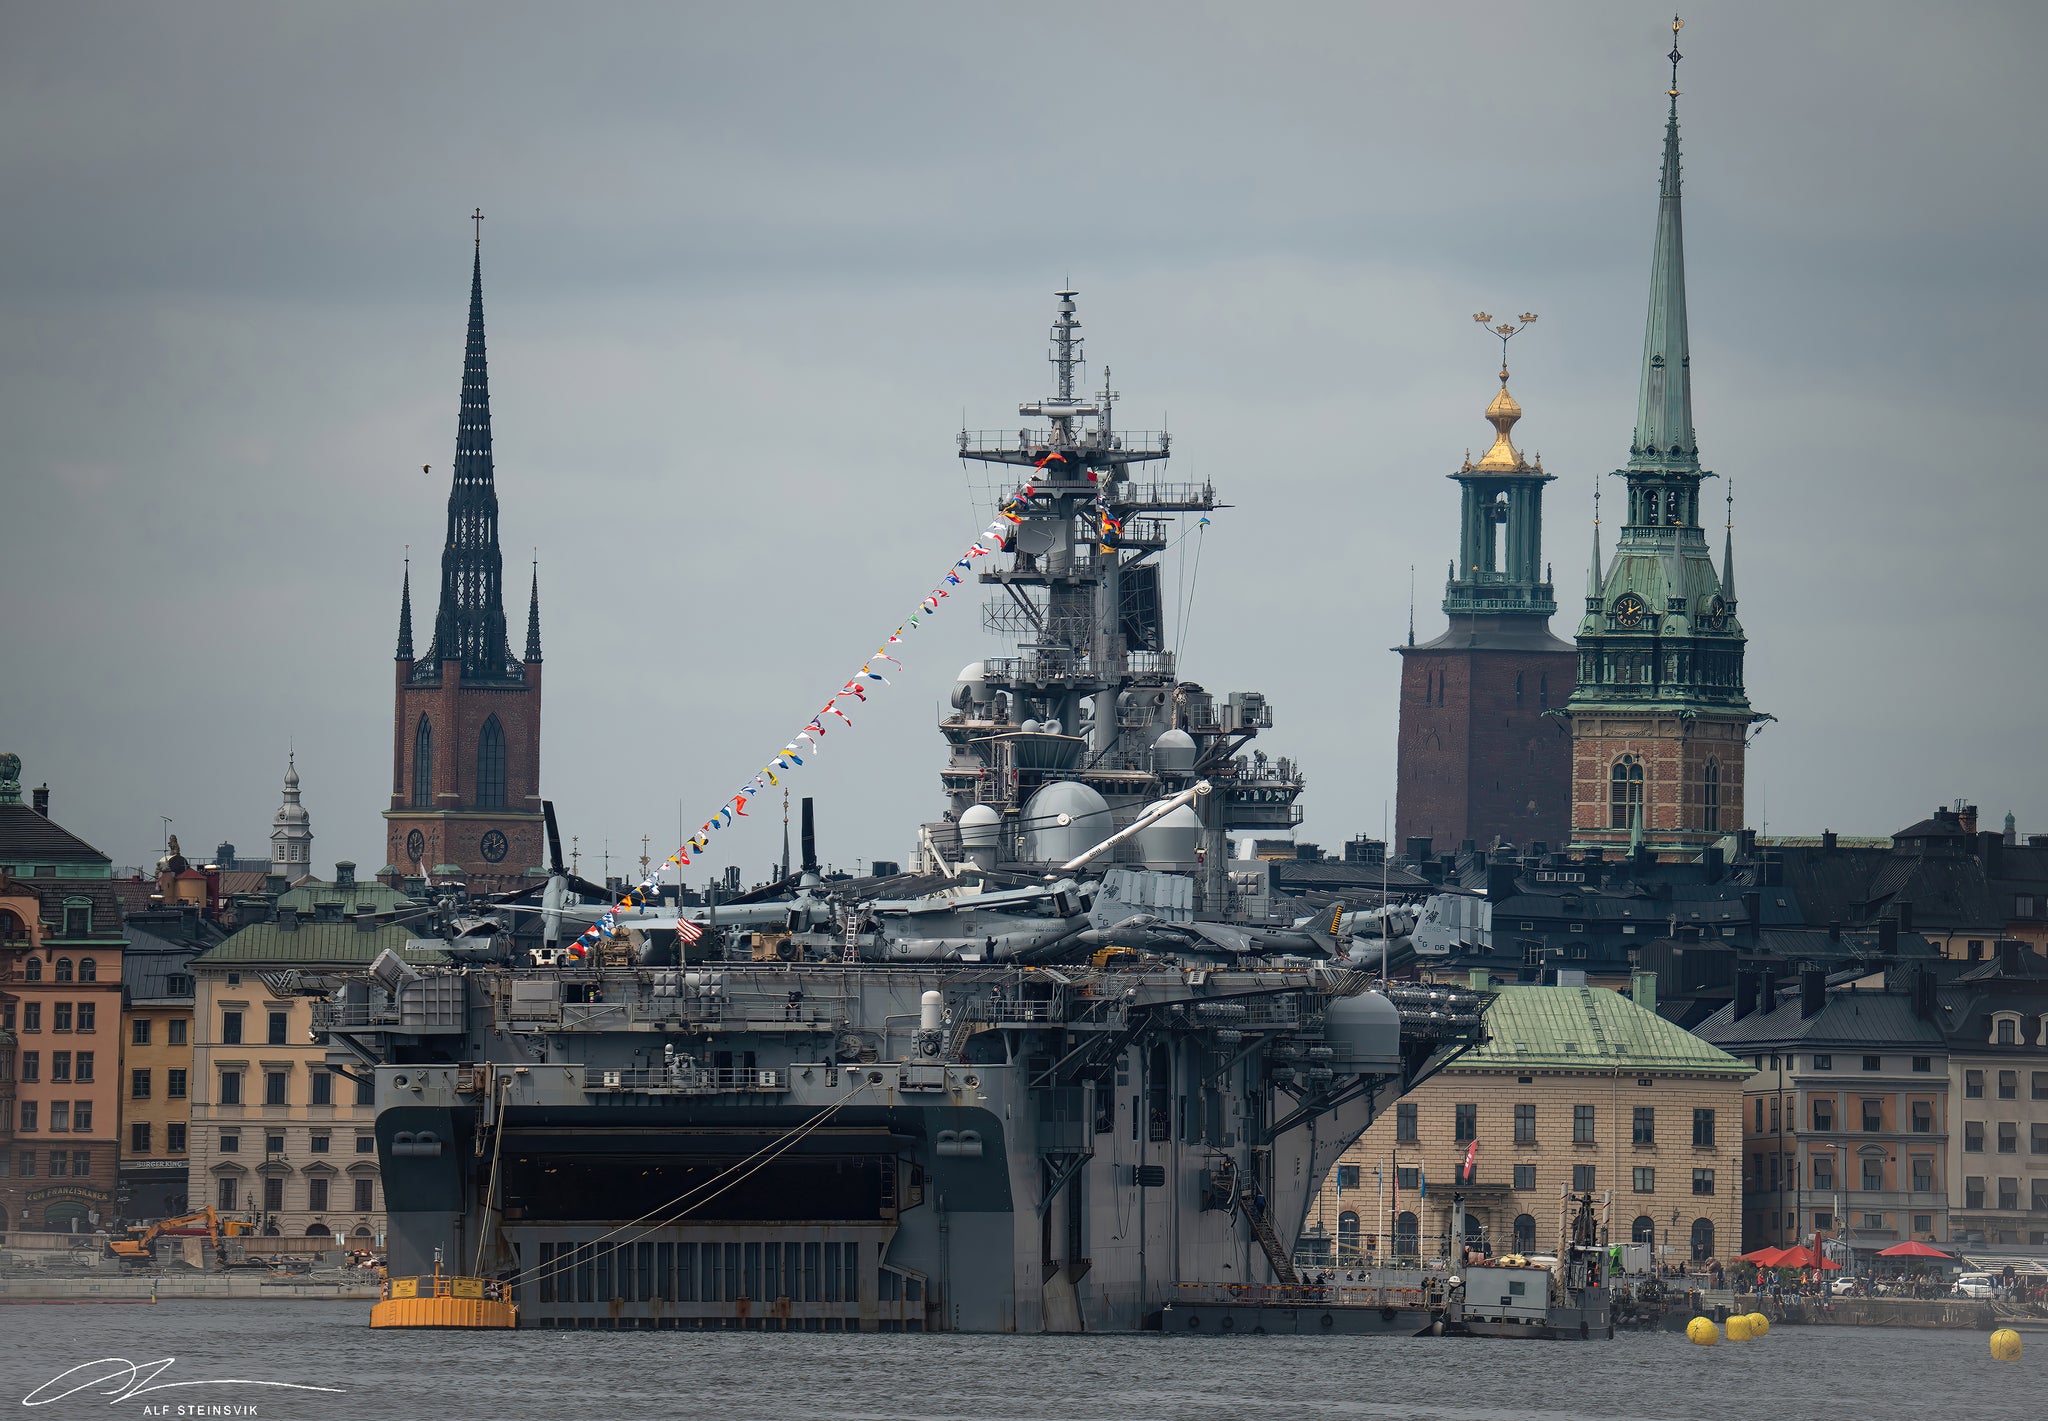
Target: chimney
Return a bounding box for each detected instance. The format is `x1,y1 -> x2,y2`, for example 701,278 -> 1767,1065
31,784 -> 49,817
1957,804 -> 1979,835
355,912 -> 382,933
1799,969 -> 1825,1019
1821,829 -> 1838,852
1977,831 -> 2003,876
1460,839 -> 1477,857
1878,917 -> 1899,956
1585,846 -> 1606,865
1827,922 -> 1842,944
1733,972 -> 1758,1021
335,861 -> 357,887
276,907 -> 300,932
1913,967 -> 1937,1021
1486,858 -> 1519,901
1737,828 -> 1758,859
2000,940 -> 2023,974
1897,901 -> 1914,933
1631,969 -> 1658,1012
1530,840 -> 1549,858
1469,969 -> 1492,991
1701,844 -> 1724,883
1742,891 -> 1762,941
1405,836 -> 1433,865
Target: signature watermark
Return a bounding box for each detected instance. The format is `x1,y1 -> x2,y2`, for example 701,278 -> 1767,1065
21,1357 -> 345,1410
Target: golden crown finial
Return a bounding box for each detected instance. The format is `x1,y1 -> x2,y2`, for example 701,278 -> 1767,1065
1471,309 -> 1537,470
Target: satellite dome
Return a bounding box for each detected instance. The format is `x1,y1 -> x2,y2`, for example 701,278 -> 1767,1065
1151,728 -> 1197,775
1136,803 -> 1203,865
1021,780 -> 1113,864
958,803 -> 1002,850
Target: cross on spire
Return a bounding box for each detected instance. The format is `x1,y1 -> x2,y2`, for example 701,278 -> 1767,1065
472,207 -> 484,247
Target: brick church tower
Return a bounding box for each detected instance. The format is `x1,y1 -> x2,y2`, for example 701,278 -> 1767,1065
1394,333 -> 1576,855
1564,28 -> 1766,855
380,223 -> 544,893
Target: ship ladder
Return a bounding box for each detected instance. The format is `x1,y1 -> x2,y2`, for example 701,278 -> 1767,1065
1238,1187 -> 1299,1286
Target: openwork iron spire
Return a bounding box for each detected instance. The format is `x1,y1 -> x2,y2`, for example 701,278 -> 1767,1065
395,553 -> 414,660
1629,16 -> 1698,474
525,557 -> 543,664
426,216 -> 519,681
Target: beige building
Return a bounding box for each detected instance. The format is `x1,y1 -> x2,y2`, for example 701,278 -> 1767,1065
1939,946 -> 2048,1248
188,909 -> 437,1244
1304,980 -> 1749,1267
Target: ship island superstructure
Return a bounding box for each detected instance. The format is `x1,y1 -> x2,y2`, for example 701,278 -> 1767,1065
322,293 -> 1487,1334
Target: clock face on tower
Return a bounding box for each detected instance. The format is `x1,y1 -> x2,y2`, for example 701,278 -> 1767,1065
1612,593 -> 1648,630
480,830 -> 510,864
405,829 -> 425,863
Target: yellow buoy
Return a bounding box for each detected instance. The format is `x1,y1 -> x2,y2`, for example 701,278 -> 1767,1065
1686,1316 -> 1720,1346
1989,1328 -> 2023,1362
1725,1312 -> 1753,1341
1746,1311 -> 1771,1338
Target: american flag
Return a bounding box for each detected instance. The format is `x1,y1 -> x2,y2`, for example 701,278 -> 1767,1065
675,918 -> 704,945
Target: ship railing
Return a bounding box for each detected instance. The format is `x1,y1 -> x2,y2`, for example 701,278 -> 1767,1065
1172,1280 -> 1436,1308
581,1065 -> 789,1095
558,1003 -> 633,1032
964,996 -> 1065,1024
380,1273 -> 509,1303
957,429 -> 1170,457
312,1001 -> 396,1031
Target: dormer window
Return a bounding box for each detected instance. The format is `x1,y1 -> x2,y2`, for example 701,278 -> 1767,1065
62,901 -> 90,936
1993,1013 -> 2020,1046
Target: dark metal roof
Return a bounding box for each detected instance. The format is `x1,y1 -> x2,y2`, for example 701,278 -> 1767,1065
0,804 -> 110,864
1695,988 -> 1944,1050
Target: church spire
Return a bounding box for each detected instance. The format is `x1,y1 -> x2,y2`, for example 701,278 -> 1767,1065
1587,483 -> 1604,597
395,551 -> 414,660
1721,480 -> 1737,602
427,212 -> 518,680
525,555 -> 543,663
1629,17 -> 1697,474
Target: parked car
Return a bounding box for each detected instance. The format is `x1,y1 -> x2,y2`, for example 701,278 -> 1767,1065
1829,1277 -> 1859,1295
1953,1272 -> 1996,1299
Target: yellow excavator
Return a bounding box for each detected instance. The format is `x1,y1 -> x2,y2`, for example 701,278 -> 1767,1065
106,1208 -> 258,1268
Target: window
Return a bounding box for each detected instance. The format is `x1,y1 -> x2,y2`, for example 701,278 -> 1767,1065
1966,1069 -> 1984,1098
356,1075 -> 375,1107
168,1018 -> 186,1046
1912,1157 -> 1933,1192
1862,1055 -> 1881,1071
167,1123 -> 185,1153
310,1133 -> 331,1154
219,1132 -> 239,1153
1754,1098 -> 1764,1132
1912,1056 -> 1931,1073
79,958 -> 95,982
50,1102 -> 69,1132
1911,1101 -> 1931,1133
1998,1122 -> 2018,1154
218,1178 -> 238,1210
264,1177 -> 284,1212
218,1071 -> 242,1106
1999,1070 -> 2018,1100
308,1177 -> 329,1212
268,1011 -> 289,1046
2035,1072 -> 2048,1101
1633,1166 -> 1656,1193
1691,1168 -> 1716,1196
73,1101 -> 90,1132
131,1122 -> 151,1153
1572,1165 -> 1597,1191
1858,1155 -> 1883,1191
1965,1122 -> 1984,1152
50,1150 -> 68,1176
51,1051 -> 70,1083
1861,1099 -> 1882,1132
1396,1167 -> 1419,1193
1770,1097 -> 1779,1132
413,716 -> 434,809
1813,1054 -> 1832,1071
132,1018 -> 151,1046
20,1101 -> 37,1132
310,1068 -> 332,1107
1690,1218 -> 1715,1261
265,1071 -> 288,1106
1812,1099 -> 1834,1131
55,957 -> 73,982
1455,1104 -> 1477,1143
63,904 -> 89,935
1702,759 -> 1720,832
1514,1103 -> 1536,1144
1629,1106 -> 1654,1146
1966,1176 -> 1985,1209
1609,755 -> 1644,830
167,1069 -> 187,1099
222,1010 -> 242,1045
21,1002 -> 37,1031
76,1002 -> 93,1032
1914,1213 -> 1933,1234
1998,1018 -> 2018,1045
354,1179 -> 374,1212
1999,1178 -> 2020,1211
1812,1156 -> 1833,1190
1574,1105 -> 1596,1144
76,1051 -> 91,1082
2036,1182 -> 2048,1214
131,1068 -> 150,1099
266,1133 -> 285,1154
1693,1108 -> 1715,1148
19,1051 -> 36,1082
54,1002 -> 72,1032
23,957 -> 42,983
477,716 -> 507,810
1513,1164 -> 1537,1191
2034,1123 -> 2048,1155
356,1135 -> 375,1154
1515,1214 -> 1539,1252
1862,1212 -> 1886,1231
1396,1103 -> 1417,1142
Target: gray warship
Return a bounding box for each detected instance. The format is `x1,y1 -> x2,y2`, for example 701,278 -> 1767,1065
322,293 -> 1485,1332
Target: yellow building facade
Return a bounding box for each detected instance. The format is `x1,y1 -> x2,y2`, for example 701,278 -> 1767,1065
1304,981 -> 1749,1268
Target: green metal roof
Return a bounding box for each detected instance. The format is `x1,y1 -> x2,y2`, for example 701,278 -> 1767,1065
193,920 -> 447,968
275,877 -> 416,916
1452,985 -> 1750,1076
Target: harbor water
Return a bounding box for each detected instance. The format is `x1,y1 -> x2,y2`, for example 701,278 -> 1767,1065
0,1301 -> 2033,1419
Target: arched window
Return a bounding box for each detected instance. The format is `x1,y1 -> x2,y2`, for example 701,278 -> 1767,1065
24,956 -> 42,982
412,716 -> 433,809
1609,755 -> 1644,830
1632,1215 -> 1656,1244
1702,758 -> 1721,832
1338,1210 -> 1361,1260
54,957 -> 73,983
1689,1217 -> 1716,1262
476,716 -> 506,810
1393,1211 -> 1419,1259
78,957 -> 96,983
1513,1213 -> 1537,1253
0,910 -> 23,941
1515,672 -> 1524,706
1462,1213 -> 1485,1251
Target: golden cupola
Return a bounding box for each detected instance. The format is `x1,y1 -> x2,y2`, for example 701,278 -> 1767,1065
1474,375 -> 1530,472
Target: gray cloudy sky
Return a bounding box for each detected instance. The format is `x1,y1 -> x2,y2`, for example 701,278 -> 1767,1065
4,1 -> 2043,877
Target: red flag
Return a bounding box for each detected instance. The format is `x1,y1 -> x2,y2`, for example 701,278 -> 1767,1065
675,918 -> 704,945
1462,1139 -> 1478,1184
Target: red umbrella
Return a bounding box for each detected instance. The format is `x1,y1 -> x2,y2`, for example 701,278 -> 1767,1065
1775,1245 -> 1821,1269
1878,1240 -> 1953,1259
1739,1246 -> 1790,1266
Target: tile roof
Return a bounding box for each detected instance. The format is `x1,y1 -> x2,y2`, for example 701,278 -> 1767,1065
1452,985 -> 1750,1075
194,919 -> 448,968
0,804 -> 110,863
1694,987 -> 1944,1050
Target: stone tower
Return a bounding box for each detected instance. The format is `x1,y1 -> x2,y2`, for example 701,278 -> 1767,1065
381,222 -> 544,892
1394,337 -> 1576,854
1564,28 -> 1765,854
269,751 -> 313,881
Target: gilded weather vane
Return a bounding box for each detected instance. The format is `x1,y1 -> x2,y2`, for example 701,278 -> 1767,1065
1471,310 -> 1539,385
1670,16 -> 1684,99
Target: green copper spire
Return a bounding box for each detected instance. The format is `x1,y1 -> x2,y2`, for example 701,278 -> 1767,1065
1629,21 -> 1697,475
1586,484 -> 1603,600
1721,480 -> 1737,603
